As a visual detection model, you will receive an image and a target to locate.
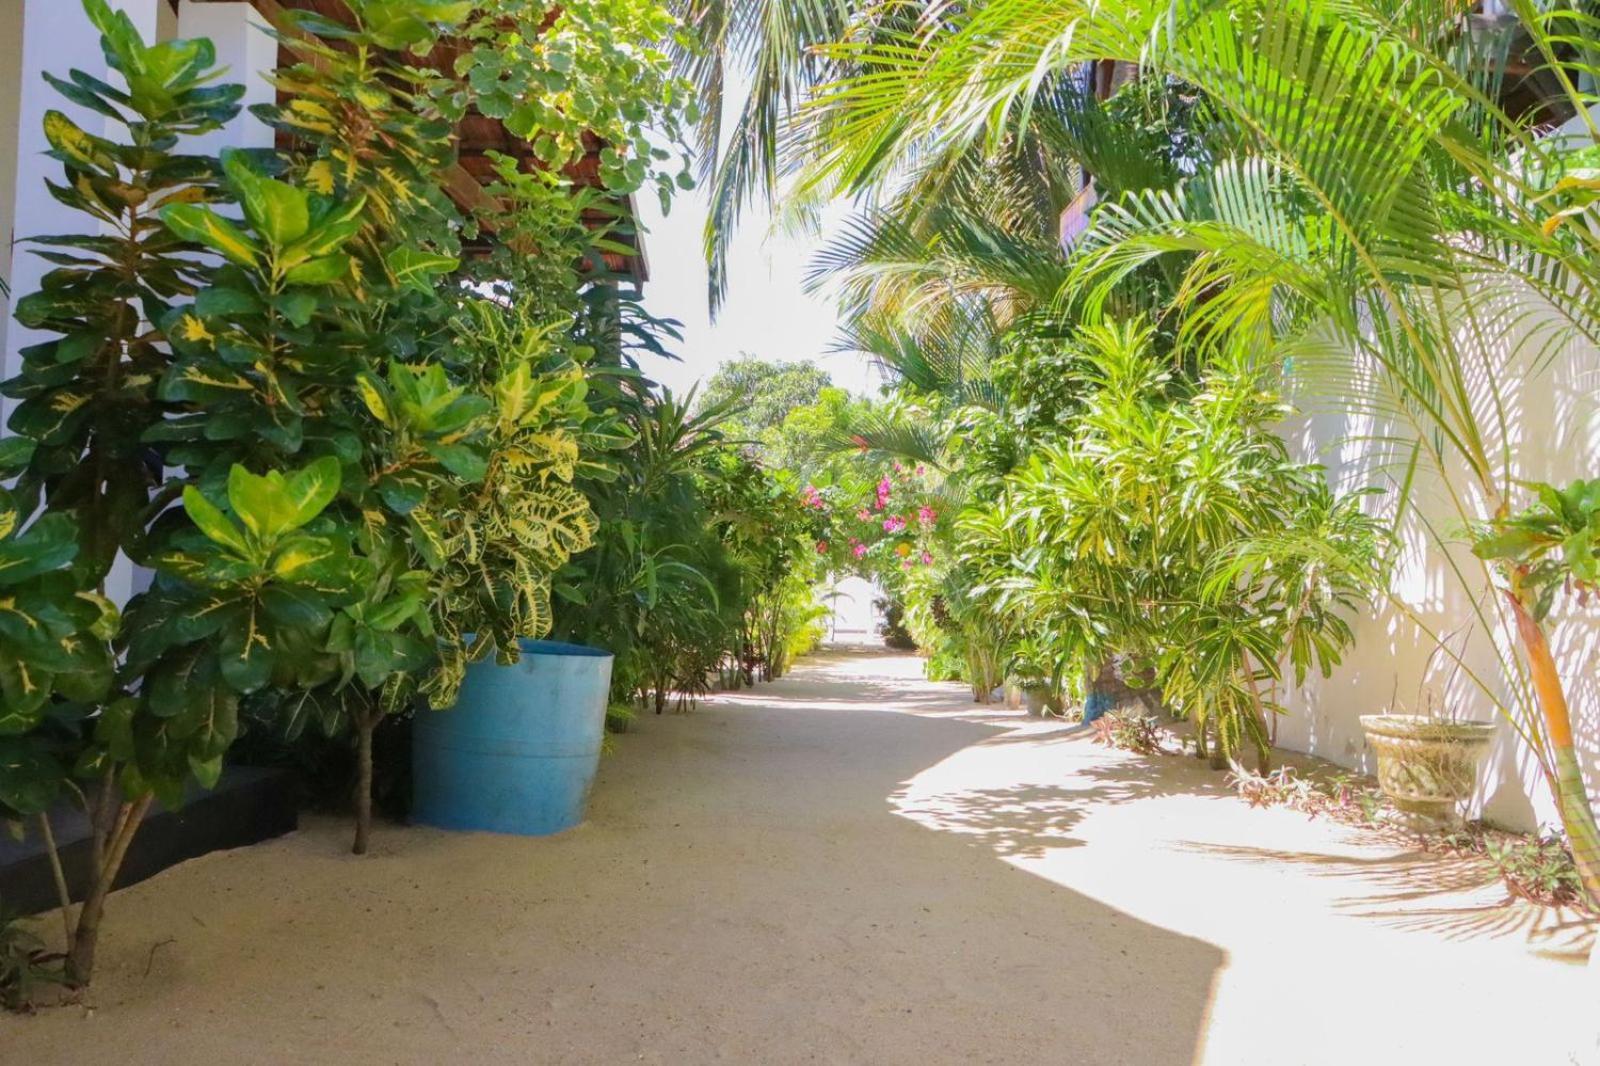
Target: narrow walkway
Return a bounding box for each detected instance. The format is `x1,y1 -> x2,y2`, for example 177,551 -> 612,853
8,649 -> 1597,1064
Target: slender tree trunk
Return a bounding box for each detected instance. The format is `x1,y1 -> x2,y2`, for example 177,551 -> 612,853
66,794 -> 153,986
1506,593 -> 1600,908
1207,720 -> 1229,770
353,711 -> 375,856
38,813 -> 74,950
1242,659 -> 1274,774
90,770 -> 116,871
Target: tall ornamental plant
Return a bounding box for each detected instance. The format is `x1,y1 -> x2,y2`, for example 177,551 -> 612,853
0,3 -> 364,985
0,0 -> 683,998
177,0 -> 690,852
172,0 -> 598,850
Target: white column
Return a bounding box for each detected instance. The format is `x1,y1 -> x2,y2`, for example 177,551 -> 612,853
177,0 -> 277,156
0,1 -> 25,363
4,0 -> 163,605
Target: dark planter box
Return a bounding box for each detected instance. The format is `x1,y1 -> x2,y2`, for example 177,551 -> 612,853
0,767 -> 297,916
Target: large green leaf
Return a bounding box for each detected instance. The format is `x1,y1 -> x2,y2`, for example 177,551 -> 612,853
161,203 -> 262,267
147,644 -> 215,719
182,485 -> 252,556
355,371 -> 393,426
218,605 -> 274,693
260,584 -> 334,628
269,535 -> 361,598
227,457 -> 342,541
283,253 -> 351,286
353,626 -> 432,688
222,148 -> 309,248
386,247 -> 459,291
0,737 -> 63,816
426,442 -> 488,482
0,514 -> 79,586
8,387 -> 92,446
0,655 -> 52,725
42,110 -> 118,174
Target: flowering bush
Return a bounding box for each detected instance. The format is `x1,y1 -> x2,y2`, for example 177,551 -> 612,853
804,462 -> 943,582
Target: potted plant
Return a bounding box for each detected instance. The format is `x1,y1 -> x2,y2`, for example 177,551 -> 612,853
1022,684 -> 1062,717
1360,676 -> 1495,826
1009,640 -> 1063,717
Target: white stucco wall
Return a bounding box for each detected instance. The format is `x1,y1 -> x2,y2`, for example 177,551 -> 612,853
1275,282 -> 1600,834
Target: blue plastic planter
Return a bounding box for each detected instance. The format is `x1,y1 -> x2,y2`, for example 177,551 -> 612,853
412,639 -> 614,836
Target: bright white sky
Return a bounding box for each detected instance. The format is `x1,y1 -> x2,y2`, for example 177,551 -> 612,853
631,184 -> 882,399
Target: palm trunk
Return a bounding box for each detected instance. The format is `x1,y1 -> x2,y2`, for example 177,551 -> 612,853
1242,659 -> 1273,774
66,794 -> 153,986
1506,593 -> 1600,909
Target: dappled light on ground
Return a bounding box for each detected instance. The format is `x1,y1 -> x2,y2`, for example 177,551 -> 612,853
882,647 -> 1598,1064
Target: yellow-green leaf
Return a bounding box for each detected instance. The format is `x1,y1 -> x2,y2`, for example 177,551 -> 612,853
161,203 -> 262,268
43,110 -> 117,173
182,486 -> 252,557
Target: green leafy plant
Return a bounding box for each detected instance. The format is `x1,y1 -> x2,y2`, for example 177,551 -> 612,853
0,904 -> 65,1012
1473,479 -> 1600,622
402,302 -> 601,708
1481,834 -> 1589,910
1091,711 -> 1167,756
4,0 -> 240,580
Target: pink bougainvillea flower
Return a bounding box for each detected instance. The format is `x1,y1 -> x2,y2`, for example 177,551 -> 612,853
883,515 -> 906,534
853,544 -> 868,559
915,465 -> 926,476
856,508 -> 871,521
921,552 -> 934,565
917,505 -> 937,525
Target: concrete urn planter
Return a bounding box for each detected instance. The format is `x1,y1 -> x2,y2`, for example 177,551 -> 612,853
1358,714 -> 1495,826
1022,686 -> 1059,718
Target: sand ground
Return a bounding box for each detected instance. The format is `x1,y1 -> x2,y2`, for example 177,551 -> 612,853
6,647 -> 1598,1065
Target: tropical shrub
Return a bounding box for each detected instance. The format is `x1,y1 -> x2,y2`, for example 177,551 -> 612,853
1092,711 -> 1167,756
552,388 -> 823,709
184,0 -> 686,853
960,321 -> 1383,767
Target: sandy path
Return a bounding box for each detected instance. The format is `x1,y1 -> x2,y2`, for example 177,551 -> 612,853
6,648 -> 1597,1064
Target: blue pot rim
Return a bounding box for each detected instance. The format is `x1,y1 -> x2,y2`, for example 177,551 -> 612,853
511,638 -> 613,659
